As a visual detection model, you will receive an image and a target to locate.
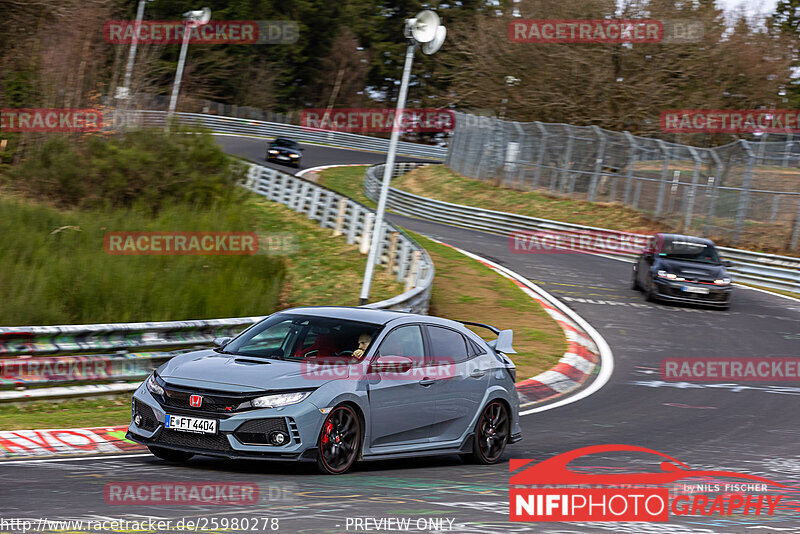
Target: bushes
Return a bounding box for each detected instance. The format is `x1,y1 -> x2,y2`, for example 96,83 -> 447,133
6,129 -> 246,212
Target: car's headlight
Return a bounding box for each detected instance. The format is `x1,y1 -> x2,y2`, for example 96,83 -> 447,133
289,153 -> 299,158
251,391 -> 310,408
268,149 -> 279,154
714,278 -> 731,285
657,270 -> 684,281
146,374 -> 164,396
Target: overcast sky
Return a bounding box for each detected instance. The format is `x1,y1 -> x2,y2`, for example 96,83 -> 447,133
717,0 -> 778,17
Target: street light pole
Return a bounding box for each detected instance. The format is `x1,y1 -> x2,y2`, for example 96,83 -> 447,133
118,0 -> 149,102
359,11 -> 445,305
359,44 -> 416,305
166,8 -> 210,128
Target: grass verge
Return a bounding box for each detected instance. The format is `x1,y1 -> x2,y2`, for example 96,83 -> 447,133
0,395 -> 133,431
315,166 -> 566,381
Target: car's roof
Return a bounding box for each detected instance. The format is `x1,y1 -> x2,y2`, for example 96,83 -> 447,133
272,137 -> 298,144
657,233 -> 716,247
275,306 -> 468,329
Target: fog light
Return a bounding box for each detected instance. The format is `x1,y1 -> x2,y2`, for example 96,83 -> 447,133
134,414 -> 142,426
269,431 -> 289,445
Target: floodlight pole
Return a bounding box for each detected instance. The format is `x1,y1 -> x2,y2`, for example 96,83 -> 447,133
119,0 -> 149,102
166,21 -> 193,126
359,44 -> 416,305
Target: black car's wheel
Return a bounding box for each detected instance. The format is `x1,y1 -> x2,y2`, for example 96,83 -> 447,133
631,266 -> 640,291
317,404 -> 361,474
645,276 -> 658,302
465,401 -> 509,465
147,445 -> 194,462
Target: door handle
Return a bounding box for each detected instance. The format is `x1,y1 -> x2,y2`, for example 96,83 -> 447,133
470,369 -> 487,378
419,378 -> 435,386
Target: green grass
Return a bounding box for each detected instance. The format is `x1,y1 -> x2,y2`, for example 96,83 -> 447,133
313,165 -> 374,207
0,395 -> 133,430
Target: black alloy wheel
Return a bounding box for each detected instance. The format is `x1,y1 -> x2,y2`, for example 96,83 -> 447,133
317,405 -> 361,474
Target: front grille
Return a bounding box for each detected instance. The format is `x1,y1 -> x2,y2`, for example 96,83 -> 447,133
134,399 -> 159,431
661,285 -> 728,302
157,429 -> 232,452
233,418 -> 288,445
160,383 -> 258,414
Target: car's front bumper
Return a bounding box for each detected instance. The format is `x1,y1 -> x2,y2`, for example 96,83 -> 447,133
128,384 -> 325,461
653,279 -> 732,307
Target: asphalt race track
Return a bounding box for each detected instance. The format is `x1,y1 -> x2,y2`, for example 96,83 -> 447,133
3,139 -> 800,533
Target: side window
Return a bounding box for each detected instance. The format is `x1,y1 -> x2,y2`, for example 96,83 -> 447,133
467,337 -> 487,357
427,325 -> 469,364
376,325 -> 425,366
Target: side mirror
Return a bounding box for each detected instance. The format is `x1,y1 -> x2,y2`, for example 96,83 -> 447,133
722,259 -> 734,268
213,336 -> 232,348
368,355 -> 414,374
644,252 -> 654,262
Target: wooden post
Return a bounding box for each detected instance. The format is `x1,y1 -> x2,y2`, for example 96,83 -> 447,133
359,213 -> 374,254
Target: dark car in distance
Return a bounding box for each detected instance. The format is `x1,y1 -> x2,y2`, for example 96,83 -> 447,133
632,233 -> 733,309
266,138 -> 302,167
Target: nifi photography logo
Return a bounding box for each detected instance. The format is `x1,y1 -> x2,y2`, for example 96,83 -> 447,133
509,444 -> 793,522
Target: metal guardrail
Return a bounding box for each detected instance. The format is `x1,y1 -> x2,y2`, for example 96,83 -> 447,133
364,163 -> 800,295
113,110 -> 448,161
0,163 -> 434,400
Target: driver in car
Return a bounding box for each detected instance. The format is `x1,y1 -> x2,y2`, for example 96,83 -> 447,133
352,333 -> 372,360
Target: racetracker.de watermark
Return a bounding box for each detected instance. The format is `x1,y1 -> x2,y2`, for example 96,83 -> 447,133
104,482 -> 258,505
661,109 -> 800,133
509,19 -> 703,44
1,109 -> 102,133
104,20 -> 298,44
661,358 -> 800,381
300,108 -> 455,133
103,232 -> 297,255
509,229 -> 647,255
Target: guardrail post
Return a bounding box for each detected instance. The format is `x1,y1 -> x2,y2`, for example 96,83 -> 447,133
404,250 -> 422,291
704,149 -> 724,236
359,212 -> 374,254
589,126 -> 607,202
791,196 -> 800,251
347,206 -> 361,245
397,240 -> 411,281
654,140 -> 671,218
683,147 -> 701,233
320,192 -> 334,228
623,132 -> 637,205
332,198 -> 347,236
559,125 -> 574,195
386,231 -> 400,274
308,188 -> 321,220
533,122 -> 548,191
734,140 -> 755,245
783,133 -> 793,168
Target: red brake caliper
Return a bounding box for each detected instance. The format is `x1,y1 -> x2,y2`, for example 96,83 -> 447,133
321,421 -> 333,444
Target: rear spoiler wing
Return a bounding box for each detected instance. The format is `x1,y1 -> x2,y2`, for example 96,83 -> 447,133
457,321 -> 517,354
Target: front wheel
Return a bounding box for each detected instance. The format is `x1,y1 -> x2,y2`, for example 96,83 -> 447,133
631,267 -> 640,291
317,405 -> 361,474
464,401 -> 510,465
147,445 -> 193,462
645,277 -> 658,302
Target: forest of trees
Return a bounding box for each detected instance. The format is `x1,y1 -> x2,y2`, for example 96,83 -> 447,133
1,0 -> 800,139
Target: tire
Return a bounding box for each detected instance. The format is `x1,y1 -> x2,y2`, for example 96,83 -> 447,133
645,277 -> 657,303
464,401 -> 510,465
631,267 -> 640,291
147,445 -> 194,462
316,404 -> 361,474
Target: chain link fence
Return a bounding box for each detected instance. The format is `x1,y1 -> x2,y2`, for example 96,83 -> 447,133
446,112 -> 800,253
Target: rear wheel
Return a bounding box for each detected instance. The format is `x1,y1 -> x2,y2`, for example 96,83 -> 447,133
464,401 -> 509,464
317,405 -> 361,474
147,445 -> 193,462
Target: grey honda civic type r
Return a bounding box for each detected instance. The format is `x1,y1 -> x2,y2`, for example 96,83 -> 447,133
127,306 -> 522,474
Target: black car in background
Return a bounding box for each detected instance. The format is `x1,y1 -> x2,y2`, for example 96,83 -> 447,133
632,233 -> 733,309
266,138 -> 302,167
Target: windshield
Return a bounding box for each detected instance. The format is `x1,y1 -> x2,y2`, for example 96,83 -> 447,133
272,139 -> 298,149
223,314 -> 381,362
659,239 -> 720,264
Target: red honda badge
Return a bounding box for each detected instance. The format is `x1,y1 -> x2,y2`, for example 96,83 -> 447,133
189,395 -> 203,407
